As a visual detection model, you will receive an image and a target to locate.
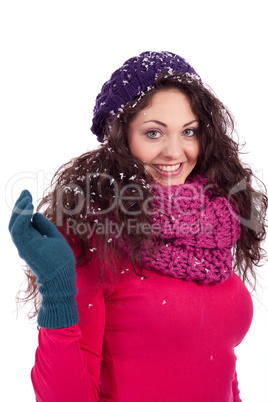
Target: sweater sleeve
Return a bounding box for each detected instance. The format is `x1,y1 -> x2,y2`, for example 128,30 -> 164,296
31,325 -> 100,401
232,370 -> 242,402
31,237 -> 108,402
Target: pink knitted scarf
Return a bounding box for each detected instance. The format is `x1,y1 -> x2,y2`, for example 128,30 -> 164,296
124,176 -> 241,284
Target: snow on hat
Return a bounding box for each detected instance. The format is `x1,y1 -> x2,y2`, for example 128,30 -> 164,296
91,51 -> 200,142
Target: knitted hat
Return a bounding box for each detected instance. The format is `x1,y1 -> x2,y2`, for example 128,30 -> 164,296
91,51 -> 200,142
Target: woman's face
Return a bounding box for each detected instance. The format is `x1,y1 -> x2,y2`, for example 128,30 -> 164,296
127,89 -> 200,186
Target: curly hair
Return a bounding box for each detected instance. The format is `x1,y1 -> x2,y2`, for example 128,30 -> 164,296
19,73 -> 267,318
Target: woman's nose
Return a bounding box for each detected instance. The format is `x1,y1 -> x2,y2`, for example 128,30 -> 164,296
161,136 -> 183,160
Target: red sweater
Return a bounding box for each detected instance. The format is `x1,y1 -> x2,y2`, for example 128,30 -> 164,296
31,239 -> 253,402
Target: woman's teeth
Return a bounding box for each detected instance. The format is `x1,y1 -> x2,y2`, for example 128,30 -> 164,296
156,163 -> 181,172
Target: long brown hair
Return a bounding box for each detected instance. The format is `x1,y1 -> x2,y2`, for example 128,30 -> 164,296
19,72 -> 267,317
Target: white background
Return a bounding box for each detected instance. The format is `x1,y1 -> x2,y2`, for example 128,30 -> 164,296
1,1 -> 267,401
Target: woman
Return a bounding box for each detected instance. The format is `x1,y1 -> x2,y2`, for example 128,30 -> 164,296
9,51 -> 267,401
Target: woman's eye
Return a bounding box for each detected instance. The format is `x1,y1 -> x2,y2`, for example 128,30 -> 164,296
146,130 -> 161,139
183,128 -> 196,137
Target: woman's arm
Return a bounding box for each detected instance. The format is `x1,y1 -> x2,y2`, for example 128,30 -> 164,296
232,371 -> 242,402
31,245 -> 107,402
9,192 -> 106,401
32,326 -> 98,402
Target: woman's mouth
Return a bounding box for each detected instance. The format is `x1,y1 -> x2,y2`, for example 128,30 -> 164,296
152,163 -> 184,177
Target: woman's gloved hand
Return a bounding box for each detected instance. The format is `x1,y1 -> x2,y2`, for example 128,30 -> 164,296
9,190 -> 79,329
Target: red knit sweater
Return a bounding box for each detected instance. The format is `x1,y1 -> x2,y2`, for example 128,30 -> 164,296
31,238 -> 253,401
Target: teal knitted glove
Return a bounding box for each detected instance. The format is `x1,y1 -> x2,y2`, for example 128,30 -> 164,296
9,190 -> 79,329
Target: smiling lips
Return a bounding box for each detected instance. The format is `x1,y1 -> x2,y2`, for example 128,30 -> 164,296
153,163 -> 184,177
156,163 -> 181,172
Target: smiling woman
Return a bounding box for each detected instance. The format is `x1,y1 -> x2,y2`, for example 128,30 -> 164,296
9,51 -> 267,401
127,89 -> 200,185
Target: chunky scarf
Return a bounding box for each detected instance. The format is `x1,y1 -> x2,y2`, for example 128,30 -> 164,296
122,176 -> 241,284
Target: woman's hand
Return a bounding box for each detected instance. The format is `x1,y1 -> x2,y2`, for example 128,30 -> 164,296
9,189 -> 76,283
9,190 -> 79,328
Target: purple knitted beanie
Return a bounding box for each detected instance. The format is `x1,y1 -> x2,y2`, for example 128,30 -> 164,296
91,51 -> 200,142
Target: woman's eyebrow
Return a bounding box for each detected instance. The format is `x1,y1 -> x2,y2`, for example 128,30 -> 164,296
141,119 -> 199,127
141,120 -> 167,127
183,119 -> 199,128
